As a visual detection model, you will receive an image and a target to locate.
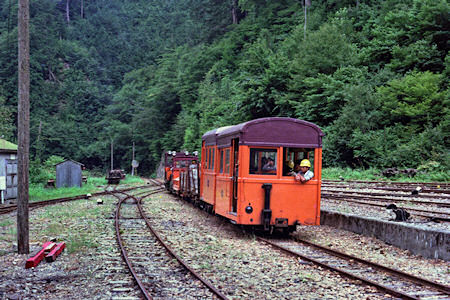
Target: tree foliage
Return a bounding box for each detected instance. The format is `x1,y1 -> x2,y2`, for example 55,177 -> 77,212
0,0 -> 448,175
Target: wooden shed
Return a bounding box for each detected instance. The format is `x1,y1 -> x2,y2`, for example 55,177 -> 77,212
56,159 -> 84,188
0,139 -> 18,204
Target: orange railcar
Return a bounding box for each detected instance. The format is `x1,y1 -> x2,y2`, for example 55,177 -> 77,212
164,151 -> 198,197
200,117 -> 324,233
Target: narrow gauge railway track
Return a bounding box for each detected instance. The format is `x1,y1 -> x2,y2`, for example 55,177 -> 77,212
322,187 -> 450,201
113,189 -> 228,300
321,190 -> 450,208
322,184 -> 450,195
0,185 -> 149,216
258,237 -> 450,300
323,181 -> 450,194
322,194 -> 450,222
323,180 -> 450,189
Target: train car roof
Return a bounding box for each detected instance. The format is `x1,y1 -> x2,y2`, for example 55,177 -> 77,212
202,126 -> 233,146
202,117 -> 324,148
171,152 -> 198,160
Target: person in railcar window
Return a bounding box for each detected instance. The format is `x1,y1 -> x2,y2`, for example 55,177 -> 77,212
291,159 -> 314,183
262,157 -> 276,172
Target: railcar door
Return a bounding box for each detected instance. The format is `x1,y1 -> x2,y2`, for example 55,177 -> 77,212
231,138 -> 239,213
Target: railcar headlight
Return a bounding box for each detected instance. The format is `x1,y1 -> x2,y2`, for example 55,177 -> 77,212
245,205 -> 253,214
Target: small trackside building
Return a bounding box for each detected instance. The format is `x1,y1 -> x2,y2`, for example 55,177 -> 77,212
200,117 -> 324,233
0,139 -> 18,203
56,159 -> 84,188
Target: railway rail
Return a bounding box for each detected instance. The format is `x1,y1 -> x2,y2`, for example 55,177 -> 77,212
322,188 -> 450,201
113,184 -> 228,299
323,180 -> 450,194
258,236 -> 450,300
321,180 -> 450,222
0,185 -> 149,216
323,179 -> 449,188
322,194 -> 450,222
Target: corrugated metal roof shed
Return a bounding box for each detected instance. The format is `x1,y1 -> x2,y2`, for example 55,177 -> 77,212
56,159 -> 84,188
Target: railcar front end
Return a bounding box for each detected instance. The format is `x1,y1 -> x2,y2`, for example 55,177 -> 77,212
164,151 -> 198,197
200,117 -> 324,233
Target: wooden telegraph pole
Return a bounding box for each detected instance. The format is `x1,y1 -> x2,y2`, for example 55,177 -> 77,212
131,142 -> 135,176
110,139 -> 114,170
17,0 -> 30,254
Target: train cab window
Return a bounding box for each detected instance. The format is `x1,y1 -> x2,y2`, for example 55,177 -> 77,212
175,160 -> 187,168
282,147 -> 314,176
219,149 -> 224,173
165,155 -> 173,167
225,149 -> 230,173
249,148 -> 277,175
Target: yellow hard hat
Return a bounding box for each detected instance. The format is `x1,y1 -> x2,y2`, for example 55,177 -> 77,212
288,160 -> 294,168
300,159 -> 311,168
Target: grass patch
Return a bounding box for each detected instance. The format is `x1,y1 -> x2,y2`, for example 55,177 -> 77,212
0,219 -> 14,228
121,176 -> 146,184
0,226 -> 16,242
29,175 -> 145,202
66,232 -> 99,254
322,167 -> 449,182
27,200 -> 111,254
29,178 -> 104,202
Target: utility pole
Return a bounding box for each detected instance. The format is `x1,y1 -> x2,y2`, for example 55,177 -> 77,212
17,0 -> 30,254
65,0 -> 70,24
131,142 -> 135,176
231,0 -> 238,24
110,139 -> 114,171
304,0 -> 311,40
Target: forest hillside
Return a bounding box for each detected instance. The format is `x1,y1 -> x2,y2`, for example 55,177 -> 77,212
0,0 -> 448,176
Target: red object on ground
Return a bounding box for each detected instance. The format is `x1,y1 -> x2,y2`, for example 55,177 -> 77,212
25,242 -> 56,269
45,242 -> 66,262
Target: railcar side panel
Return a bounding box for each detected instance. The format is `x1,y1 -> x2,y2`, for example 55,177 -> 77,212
200,145 -> 217,206
215,176 -> 236,221
214,145 -> 238,221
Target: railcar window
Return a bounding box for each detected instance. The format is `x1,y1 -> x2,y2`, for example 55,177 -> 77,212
225,149 -> 230,173
249,148 -> 277,175
212,148 -> 215,170
166,155 -> 173,167
175,160 -> 187,168
208,148 -> 212,169
219,150 -> 224,173
282,147 -> 314,176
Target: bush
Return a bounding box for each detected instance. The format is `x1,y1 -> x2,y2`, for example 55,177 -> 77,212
29,155 -> 65,185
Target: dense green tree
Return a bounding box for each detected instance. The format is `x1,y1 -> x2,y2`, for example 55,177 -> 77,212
0,0 -> 448,175
298,66 -> 369,126
378,71 -> 447,129
0,96 -> 15,139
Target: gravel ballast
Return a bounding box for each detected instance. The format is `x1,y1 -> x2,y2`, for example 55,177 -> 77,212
0,188 -> 448,299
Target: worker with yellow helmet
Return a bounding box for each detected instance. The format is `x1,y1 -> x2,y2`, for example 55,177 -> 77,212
291,159 -> 314,183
